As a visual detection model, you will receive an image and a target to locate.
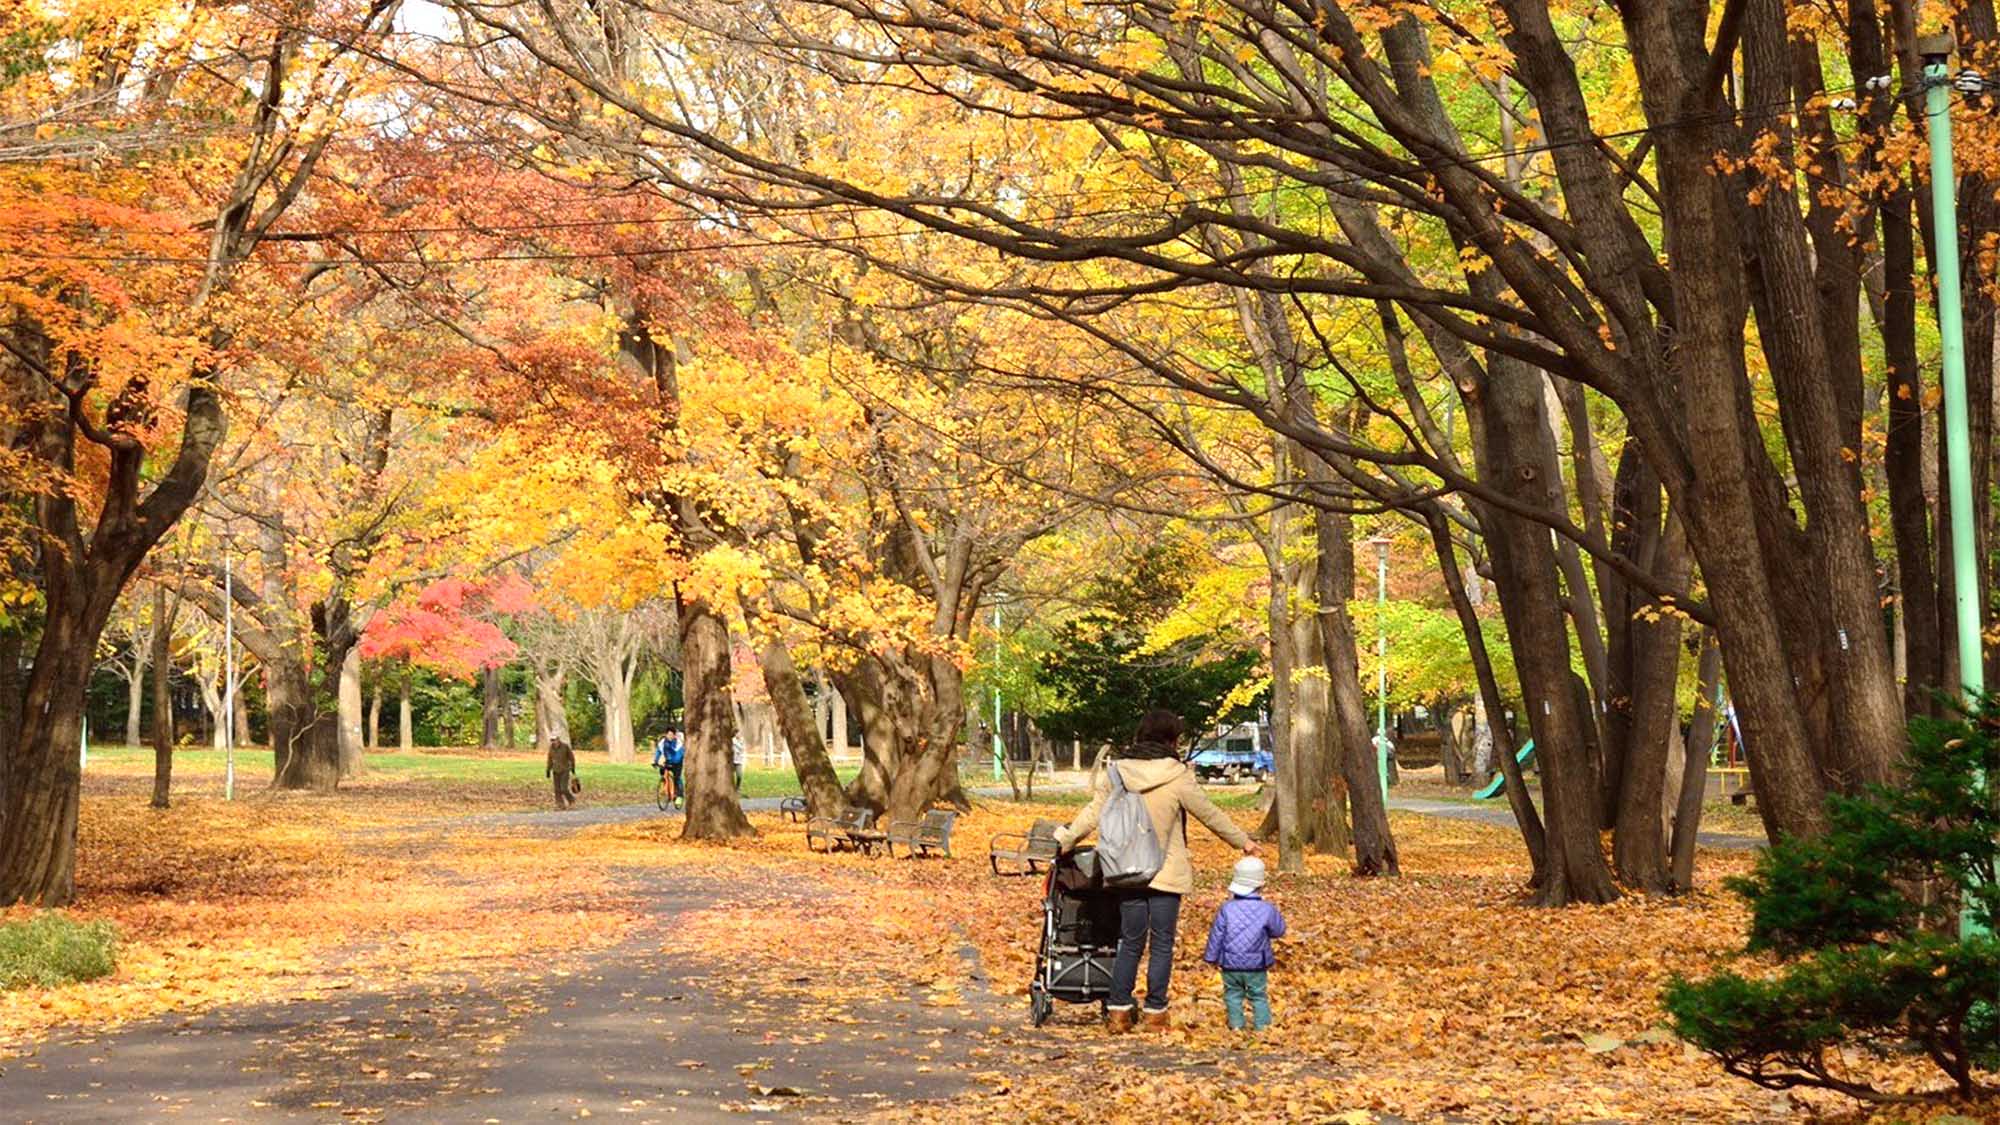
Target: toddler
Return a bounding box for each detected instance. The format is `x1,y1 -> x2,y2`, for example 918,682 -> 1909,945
1202,856 -> 1286,1030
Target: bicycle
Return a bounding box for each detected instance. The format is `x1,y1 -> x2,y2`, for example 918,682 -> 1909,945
655,766 -> 679,811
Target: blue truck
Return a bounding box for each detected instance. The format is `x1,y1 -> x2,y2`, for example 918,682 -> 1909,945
1188,724 -> 1273,783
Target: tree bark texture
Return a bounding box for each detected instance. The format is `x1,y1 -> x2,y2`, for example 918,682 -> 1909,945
678,597 -> 753,839
754,636 -> 846,818
150,584 -> 175,809
482,665 -> 502,749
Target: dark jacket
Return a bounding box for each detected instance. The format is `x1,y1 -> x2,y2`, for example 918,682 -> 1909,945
1204,893 -> 1286,971
546,741 -> 576,776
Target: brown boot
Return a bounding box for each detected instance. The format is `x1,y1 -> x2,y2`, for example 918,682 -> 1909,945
1140,1007 -> 1170,1032
1105,1007 -> 1136,1034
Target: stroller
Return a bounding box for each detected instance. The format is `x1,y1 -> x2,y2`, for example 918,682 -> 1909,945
1028,846 -> 1124,1026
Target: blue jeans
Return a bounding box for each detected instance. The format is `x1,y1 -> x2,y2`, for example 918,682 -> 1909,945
1221,969 -> 1272,1030
1110,891 -> 1180,1011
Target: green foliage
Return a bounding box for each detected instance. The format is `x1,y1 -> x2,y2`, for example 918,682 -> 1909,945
0,913 -> 117,990
629,658 -> 682,736
1663,701 -> 2000,1101
1030,540 -> 1264,746
410,667 -> 483,746
1349,598 -> 1516,711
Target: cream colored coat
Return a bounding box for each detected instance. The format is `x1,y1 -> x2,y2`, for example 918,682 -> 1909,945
1054,757 -> 1251,894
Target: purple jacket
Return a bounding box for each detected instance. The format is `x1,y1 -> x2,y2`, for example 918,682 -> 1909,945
1203,893 -> 1286,971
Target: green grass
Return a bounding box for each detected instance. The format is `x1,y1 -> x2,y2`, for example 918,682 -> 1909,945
85,745 -> 838,801
0,913 -> 117,991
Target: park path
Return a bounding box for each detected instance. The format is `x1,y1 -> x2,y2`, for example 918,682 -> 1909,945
4,796 -> 1313,1124
1,802 -> 1009,1124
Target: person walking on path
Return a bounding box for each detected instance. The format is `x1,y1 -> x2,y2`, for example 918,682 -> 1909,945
1204,856 -> 1286,1031
1054,708 -> 1257,1032
546,737 -> 577,809
653,728 -> 685,809
730,734 -> 746,793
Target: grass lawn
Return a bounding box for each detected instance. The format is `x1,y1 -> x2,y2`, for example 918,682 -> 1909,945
83,745 -> 840,802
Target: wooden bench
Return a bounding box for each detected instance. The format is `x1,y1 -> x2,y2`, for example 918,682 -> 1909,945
886,809 -> 959,859
779,796 -> 809,823
988,818 -> 1063,875
806,808 -> 886,855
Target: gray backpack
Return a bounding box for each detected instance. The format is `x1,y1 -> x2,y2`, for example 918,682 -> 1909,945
1095,762 -> 1166,888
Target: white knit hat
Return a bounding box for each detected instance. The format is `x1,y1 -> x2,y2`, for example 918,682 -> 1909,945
1228,856 -> 1267,896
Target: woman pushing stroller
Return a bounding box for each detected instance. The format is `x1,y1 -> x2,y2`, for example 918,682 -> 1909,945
1053,708 -> 1258,1032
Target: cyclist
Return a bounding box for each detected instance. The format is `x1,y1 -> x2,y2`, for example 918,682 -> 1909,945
652,727 -> 685,809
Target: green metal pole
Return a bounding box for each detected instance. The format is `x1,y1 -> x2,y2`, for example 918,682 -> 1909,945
1921,35 -> 1989,942
1375,539 -> 1390,802
991,600 -> 1004,781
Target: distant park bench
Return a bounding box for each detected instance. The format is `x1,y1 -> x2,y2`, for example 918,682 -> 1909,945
886,809 -> 959,859
987,818 -> 1062,876
779,796 -> 809,823
806,807 -> 886,855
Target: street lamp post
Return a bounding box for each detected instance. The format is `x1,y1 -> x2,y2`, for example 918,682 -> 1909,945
991,597 -> 1005,781
1368,535 -> 1392,802
1917,34 -> 1989,943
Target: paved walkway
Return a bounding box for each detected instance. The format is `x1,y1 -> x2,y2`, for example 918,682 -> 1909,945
2,819 -> 993,1123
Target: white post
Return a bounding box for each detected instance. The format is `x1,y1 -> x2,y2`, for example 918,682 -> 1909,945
223,551 -> 235,802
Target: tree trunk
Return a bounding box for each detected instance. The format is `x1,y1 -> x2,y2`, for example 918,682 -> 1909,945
596,658 -> 637,764
532,662 -> 569,749
1468,358 -> 1617,906
1,636 -> 91,905
338,648 -> 363,778
124,650 -> 146,748
1670,633 -> 1724,891
831,682 -> 849,757
1311,493 -> 1396,876
1623,0 -> 1829,843
481,665 -> 502,749
1611,523 -> 1689,893
755,636 -> 846,818
2,626 -> 23,766
679,597 -> 753,839
200,674 -> 224,750
840,660 -> 900,812
398,665 -> 414,751
886,651 -> 971,824
502,671 -> 517,748
271,643 -> 345,792
1266,497 -> 1304,873
150,585 -> 175,809
365,685 -> 381,751
1302,502 -> 1352,856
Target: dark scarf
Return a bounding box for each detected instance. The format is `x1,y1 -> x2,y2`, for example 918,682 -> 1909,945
1126,738 -> 1181,761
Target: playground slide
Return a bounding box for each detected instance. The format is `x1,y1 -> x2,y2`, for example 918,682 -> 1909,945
1473,740 -> 1536,799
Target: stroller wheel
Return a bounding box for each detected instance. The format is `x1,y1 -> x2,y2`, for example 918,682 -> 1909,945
1029,988 -> 1052,1028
